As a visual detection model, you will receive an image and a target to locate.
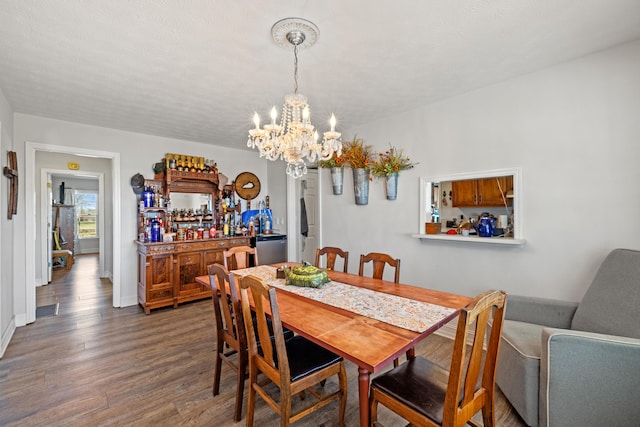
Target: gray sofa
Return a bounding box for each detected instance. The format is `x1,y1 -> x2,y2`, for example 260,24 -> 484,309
496,248 -> 640,427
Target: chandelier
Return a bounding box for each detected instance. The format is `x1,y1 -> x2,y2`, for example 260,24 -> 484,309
247,18 -> 342,178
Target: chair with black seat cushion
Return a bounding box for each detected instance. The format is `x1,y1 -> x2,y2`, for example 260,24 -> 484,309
315,246 -> 349,273
359,252 -> 400,283
209,263 -> 249,422
370,289 -> 507,427
224,245 -> 257,271
237,273 -> 348,427
208,263 -> 293,422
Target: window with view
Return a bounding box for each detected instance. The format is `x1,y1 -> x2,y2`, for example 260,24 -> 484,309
75,191 -> 98,239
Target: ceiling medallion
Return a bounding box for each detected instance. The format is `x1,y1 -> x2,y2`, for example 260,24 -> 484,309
247,18 -> 342,179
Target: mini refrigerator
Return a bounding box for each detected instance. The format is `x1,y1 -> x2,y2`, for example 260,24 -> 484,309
251,234 -> 288,265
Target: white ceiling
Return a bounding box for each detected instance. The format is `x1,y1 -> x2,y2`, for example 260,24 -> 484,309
1,0 -> 640,150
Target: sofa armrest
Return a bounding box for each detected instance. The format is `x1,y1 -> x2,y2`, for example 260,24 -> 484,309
539,328 -> 640,427
504,295 -> 578,328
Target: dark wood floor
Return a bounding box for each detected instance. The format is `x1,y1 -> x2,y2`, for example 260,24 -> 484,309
0,254 -> 527,426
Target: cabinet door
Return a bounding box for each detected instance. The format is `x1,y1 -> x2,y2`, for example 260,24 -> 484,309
147,254 -> 173,298
138,252 -> 174,314
175,251 -> 204,298
452,179 -> 477,207
477,176 -> 513,206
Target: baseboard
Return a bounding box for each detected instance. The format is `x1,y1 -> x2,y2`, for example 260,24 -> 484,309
433,317 -> 480,347
77,249 -> 99,255
119,295 -> 138,308
14,312 -> 27,327
0,317 -> 17,358
434,319 -> 457,341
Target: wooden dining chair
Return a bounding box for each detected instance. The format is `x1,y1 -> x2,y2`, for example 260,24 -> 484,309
369,289 -> 507,427
223,245 -> 258,271
209,263 -> 248,422
208,263 -> 294,422
359,252 -> 401,283
315,246 -> 349,273
236,273 -> 348,427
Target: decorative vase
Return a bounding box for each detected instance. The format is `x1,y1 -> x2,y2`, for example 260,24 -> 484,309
352,168 -> 370,205
385,172 -> 399,200
330,167 -> 344,195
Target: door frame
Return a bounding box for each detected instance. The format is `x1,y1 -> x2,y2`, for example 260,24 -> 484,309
41,169 -> 105,282
25,142 -> 120,325
286,168 -> 323,263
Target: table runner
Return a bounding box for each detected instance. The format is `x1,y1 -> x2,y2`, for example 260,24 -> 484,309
232,265 -> 456,333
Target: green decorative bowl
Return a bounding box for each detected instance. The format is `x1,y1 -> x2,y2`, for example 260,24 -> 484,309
284,265 -> 330,289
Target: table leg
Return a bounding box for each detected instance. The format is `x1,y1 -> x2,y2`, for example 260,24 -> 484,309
406,346 -> 416,360
358,367 -> 371,427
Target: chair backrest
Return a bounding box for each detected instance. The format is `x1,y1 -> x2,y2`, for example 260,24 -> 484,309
359,252 -> 401,283
571,248 -> 640,338
444,289 -> 507,426
315,246 -> 349,273
224,245 -> 258,271
209,263 -> 245,351
237,273 -> 289,386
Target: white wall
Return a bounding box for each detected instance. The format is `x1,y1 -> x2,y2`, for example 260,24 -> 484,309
323,40 -> 640,301
0,87 -> 15,356
266,161 -> 289,235
13,115 -> 274,318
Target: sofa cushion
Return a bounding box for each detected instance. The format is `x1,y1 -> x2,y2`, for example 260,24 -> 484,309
496,320 -> 544,426
571,249 -> 640,339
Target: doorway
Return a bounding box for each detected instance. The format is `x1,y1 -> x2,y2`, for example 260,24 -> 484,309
42,171 -> 105,283
287,169 -> 322,264
24,142 -> 121,325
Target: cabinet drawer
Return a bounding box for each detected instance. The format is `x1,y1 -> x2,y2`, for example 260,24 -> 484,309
229,238 -> 249,246
150,244 -> 175,253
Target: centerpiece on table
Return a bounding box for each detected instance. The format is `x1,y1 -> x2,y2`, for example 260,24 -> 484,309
342,136 -> 375,205
371,145 -> 417,200
317,152 -> 345,195
282,263 -> 330,288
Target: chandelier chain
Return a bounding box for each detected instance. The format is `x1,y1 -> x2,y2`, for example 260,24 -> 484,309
293,43 -> 299,95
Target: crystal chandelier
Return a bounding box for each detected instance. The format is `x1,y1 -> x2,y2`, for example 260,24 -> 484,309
247,18 -> 342,178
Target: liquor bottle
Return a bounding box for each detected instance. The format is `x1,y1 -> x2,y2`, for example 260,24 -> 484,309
223,216 -> 229,236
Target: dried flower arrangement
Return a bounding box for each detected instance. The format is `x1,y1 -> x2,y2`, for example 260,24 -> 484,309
341,136 -> 375,169
371,144 -> 417,177
317,152 -> 345,168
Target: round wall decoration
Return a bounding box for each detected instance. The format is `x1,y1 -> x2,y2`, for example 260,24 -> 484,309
235,172 -> 261,200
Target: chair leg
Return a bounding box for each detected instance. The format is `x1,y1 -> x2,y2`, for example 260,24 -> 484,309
370,389 -> 379,426
233,357 -> 246,422
338,363 -> 348,427
481,393 -> 496,427
246,365 -> 258,427
393,358 -> 399,368
280,390 -> 291,427
213,345 -> 223,396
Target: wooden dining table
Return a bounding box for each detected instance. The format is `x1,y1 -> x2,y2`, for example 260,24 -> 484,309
196,265 -> 471,427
